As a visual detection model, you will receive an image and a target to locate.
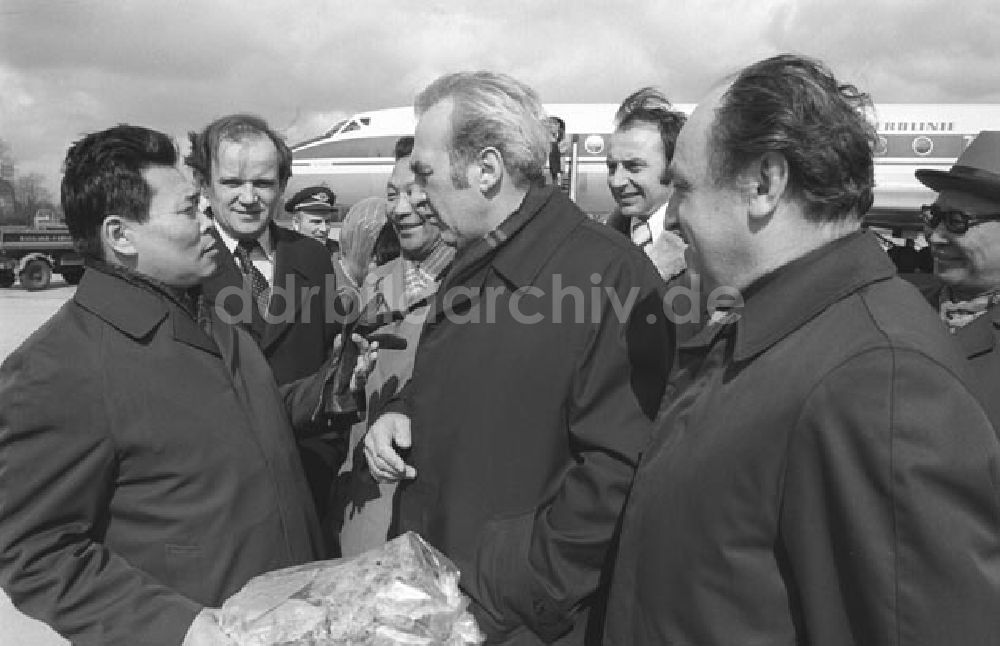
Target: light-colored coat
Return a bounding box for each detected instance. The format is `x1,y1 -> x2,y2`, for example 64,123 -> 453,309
337,256 -> 443,556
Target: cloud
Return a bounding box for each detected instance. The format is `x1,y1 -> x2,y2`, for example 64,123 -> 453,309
1,0 -> 998,198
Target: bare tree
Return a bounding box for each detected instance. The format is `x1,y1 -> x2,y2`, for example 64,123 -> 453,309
0,137 -> 14,180
12,173 -> 54,224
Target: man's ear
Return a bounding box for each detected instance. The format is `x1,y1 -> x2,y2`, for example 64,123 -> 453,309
101,215 -> 137,257
477,147 -> 503,196
747,151 -> 789,220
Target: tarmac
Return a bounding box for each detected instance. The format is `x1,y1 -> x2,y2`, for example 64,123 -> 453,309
0,278 -> 74,646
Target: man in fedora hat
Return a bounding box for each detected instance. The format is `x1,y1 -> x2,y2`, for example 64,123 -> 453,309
287,185 -> 340,256
915,130 -> 1000,430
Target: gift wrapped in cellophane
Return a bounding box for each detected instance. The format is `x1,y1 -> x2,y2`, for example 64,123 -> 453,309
220,532 -> 484,645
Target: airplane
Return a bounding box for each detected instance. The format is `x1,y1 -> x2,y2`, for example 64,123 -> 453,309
286,103 -> 1000,235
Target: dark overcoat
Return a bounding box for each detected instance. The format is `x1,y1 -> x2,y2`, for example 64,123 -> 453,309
605,232 -> 1000,645
389,186 -> 673,644
906,273 -> 1000,432
949,303 -> 1000,429
202,223 -> 345,519
0,268 -> 324,646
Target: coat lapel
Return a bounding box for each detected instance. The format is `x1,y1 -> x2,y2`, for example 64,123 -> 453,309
261,225 -> 309,351
955,308 -> 1000,359
201,228 -> 266,336
171,305 -> 221,356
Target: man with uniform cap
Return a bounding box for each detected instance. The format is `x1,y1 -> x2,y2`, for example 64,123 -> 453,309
287,185 -> 340,256
914,130 -> 1000,430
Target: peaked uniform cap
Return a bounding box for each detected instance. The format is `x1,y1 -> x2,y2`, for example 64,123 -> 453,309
916,130 -> 1000,201
285,186 -> 337,213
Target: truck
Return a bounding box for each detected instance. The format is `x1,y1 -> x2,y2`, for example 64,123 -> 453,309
0,211 -> 83,290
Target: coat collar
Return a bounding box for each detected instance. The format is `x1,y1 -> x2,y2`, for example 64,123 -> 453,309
74,265 -> 219,356
487,185 -> 583,289
425,185 -> 583,323
683,231 -> 895,361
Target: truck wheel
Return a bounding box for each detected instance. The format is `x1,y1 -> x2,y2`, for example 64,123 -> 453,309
0,271 -> 14,288
62,267 -> 84,285
20,259 -> 52,291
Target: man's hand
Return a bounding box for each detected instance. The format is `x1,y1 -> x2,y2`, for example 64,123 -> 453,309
363,413 -> 417,482
181,608 -> 235,646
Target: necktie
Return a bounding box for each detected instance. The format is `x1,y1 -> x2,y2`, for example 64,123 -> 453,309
631,220 -> 653,248
233,239 -> 271,316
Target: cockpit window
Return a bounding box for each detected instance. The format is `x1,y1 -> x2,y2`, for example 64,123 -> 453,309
322,119 -> 348,138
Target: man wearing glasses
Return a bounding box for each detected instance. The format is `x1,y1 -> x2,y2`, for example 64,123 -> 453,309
916,130 -> 1000,430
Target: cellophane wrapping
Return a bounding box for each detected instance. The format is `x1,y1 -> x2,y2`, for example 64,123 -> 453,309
220,532 -> 484,645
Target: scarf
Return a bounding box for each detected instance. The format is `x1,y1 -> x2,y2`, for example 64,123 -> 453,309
939,286 -> 1000,333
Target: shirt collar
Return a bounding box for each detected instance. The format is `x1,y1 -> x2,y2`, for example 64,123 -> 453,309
214,219 -> 275,262
683,231 -> 896,361
486,185 -> 581,288
632,201 -> 668,237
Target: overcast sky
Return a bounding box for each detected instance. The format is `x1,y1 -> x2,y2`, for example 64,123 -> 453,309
1,0 -> 998,198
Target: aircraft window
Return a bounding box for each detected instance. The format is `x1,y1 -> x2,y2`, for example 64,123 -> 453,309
322,119 -> 348,138
341,121 -> 361,134
361,117 -> 371,126
292,135 -> 402,160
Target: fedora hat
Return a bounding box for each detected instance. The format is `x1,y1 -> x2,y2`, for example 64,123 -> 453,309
916,130 -> 1000,201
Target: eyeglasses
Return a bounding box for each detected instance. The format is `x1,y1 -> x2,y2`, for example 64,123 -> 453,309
921,204 -> 1000,235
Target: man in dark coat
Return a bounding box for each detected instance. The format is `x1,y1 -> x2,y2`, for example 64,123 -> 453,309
188,115 -> 346,522
910,130 -> 1000,430
364,72 -> 672,645
0,126 -> 331,645
605,54 -> 1000,646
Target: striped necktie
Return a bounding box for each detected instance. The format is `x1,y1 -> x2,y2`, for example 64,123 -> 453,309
233,239 -> 271,315
631,219 -> 653,248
